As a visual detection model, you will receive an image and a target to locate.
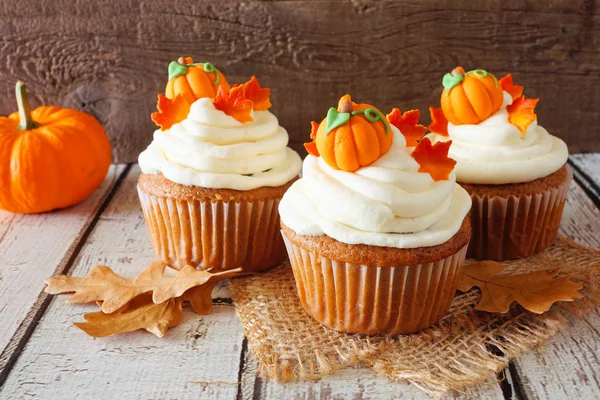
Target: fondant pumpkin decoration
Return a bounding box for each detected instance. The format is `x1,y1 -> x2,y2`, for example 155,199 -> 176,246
440,66 -> 504,125
165,57 -> 230,104
304,95 -> 392,172
0,81 -> 111,214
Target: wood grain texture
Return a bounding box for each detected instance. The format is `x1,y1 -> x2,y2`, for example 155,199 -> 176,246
511,172 -> 600,399
1,0 -> 599,162
0,165 -> 244,399
0,165 -> 125,372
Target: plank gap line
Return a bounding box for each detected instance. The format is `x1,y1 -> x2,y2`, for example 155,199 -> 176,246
0,164 -> 132,388
568,159 -> 600,209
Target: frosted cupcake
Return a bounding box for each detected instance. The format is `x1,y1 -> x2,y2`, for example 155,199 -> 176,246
138,57 -> 302,273
279,95 -> 472,335
427,67 -> 570,261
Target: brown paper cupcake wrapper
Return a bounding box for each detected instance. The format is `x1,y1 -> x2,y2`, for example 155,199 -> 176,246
138,186 -> 286,272
282,233 -> 469,335
467,170 -> 572,261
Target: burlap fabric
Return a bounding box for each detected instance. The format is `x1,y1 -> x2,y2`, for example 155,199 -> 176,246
229,236 -> 600,397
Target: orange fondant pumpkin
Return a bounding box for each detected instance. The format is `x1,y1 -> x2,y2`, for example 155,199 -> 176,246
309,95 -> 393,172
0,81 -> 111,214
165,57 -> 230,103
440,66 -> 504,125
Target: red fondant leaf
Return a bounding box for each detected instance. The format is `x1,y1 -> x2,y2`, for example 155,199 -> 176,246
386,108 -> 427,147
232,76 -> 271,110
411,137 -> 456,181
151,94 -> 191,131
499,74 -> 523,101
213,86 -> 254,123
304,121 -> 320,156
428,107 -> 449,136
507,95 -> 539,133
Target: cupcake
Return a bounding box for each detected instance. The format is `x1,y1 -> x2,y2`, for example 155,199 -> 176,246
427,67 -> 571,261
278,95 -> 472,335
138,57 -> 302,273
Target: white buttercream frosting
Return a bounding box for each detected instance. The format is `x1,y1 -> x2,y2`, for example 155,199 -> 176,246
139,98 -> 302,190
428,92 -> 568,184
279,126 -> 471,248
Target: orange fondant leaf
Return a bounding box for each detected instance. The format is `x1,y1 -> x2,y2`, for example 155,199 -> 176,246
304,121 -> 320,156
233,76 -> 271,110
499,74 -> 523,101
151,94 -> 191,131
386,108 -> 427,147
507,95 -> 539,133
428,107 -> 449,136
457,261 -> 583,314
411,137 -> 456,181
213,86 -> 254,123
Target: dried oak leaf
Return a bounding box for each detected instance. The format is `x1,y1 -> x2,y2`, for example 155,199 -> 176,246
499,73 -> 524,101
213,86 -> 254,123
457,261 -> 584,314
304,121 -> 320,156
411,137 -> 456,181
45,261 -> 244,314
386,108 -> 427,147
74,293 -> 183,338
151,94 -> 191,131
232,76 -> 271,110
428,107 -> 449,136
507,95 -> 539,133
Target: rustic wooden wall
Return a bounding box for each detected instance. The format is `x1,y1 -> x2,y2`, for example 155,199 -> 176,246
1,0 -> 599,162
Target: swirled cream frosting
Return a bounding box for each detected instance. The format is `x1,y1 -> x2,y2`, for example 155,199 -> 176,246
428,92 -> 568,184
139,98 -> 302,190
279,126 -> 471,248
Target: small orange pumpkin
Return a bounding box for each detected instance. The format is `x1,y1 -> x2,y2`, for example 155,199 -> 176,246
440,66 -> 504,125
0,81 -> 111,214
165,57 -> 230,103
305,95 -> 393,172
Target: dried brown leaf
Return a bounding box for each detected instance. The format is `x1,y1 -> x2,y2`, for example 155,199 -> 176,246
45,262 -> 244,313
74,293 -> 183,338
457,261 -> 584,314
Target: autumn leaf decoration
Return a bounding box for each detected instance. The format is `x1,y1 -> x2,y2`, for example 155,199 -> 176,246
232,76 -> 271,110
411,137 -> 456,181
427,107 -> 449,136
212,86 -> 254,123
458,261 -> 583,314
45,262 -> 247,338
304,121 -> 320,156
386,108 -> 427,147
151,94 -> 192,131
498,73 -> 539,134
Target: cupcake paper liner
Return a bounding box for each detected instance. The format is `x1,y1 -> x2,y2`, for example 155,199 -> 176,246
138,186 -> 286,272
467,169 -> 572,261
282,233 -> 469,335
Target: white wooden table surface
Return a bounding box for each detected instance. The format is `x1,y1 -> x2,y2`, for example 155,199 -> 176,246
0,155 -> 599,400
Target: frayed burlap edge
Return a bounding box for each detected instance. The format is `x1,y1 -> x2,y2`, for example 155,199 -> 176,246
229,236 -> 600,397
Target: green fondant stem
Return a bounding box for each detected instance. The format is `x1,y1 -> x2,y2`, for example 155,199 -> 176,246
15,81 -> 38,131
351,108 -> 390,134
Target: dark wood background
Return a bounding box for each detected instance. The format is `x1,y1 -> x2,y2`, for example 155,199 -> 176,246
1,0 -> 598,162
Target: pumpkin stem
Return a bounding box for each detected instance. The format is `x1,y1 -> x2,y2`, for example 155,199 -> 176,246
15,81 -> 38,130
177,57 -> 187,65
451,67 -> 465,76
339,99 -> 353,113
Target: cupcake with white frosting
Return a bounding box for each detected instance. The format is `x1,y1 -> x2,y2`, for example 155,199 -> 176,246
279,95 -> 472,335
428,66 -> 571,261
138,58 -> 301,273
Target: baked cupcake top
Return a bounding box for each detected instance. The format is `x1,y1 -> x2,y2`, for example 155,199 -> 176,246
427,67 -> 568,185
139,57 -> 301,190
279,95 -> 471,249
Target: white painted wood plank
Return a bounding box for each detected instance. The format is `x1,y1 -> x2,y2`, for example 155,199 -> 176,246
512,179 -> 600,399
571,154 -> 600,187
0,165 -> 125,361
0,165 -> 244,399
